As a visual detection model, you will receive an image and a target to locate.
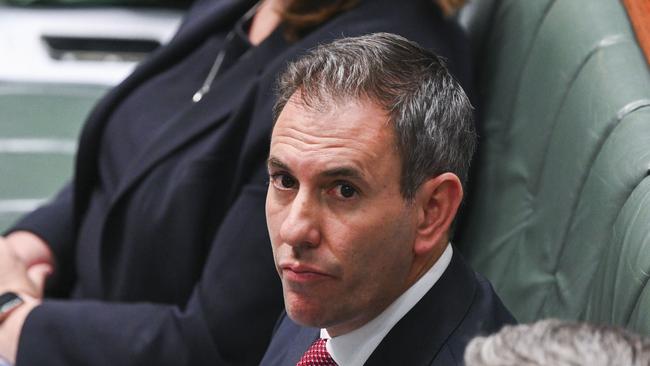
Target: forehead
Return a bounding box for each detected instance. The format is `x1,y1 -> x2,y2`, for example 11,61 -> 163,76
276,92 -> 389,130
270,94 -> 396,174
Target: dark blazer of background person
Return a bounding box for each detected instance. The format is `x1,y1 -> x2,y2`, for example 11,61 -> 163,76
261,250 -> 513,365
6,0 -> 472,364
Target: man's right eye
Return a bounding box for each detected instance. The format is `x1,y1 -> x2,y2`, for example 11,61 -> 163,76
270,173 -> 297,190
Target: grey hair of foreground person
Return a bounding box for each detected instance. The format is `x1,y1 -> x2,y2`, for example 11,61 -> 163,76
464,319 -> 650,366
272,32 -> 476,200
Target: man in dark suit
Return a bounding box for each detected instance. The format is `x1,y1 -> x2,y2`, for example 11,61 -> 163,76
260,33 -> 515,366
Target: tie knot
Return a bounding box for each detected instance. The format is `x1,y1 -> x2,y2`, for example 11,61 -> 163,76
296,338 -> 338,366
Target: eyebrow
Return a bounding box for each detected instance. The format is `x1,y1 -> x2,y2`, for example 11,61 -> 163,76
268,156 -> 365,180
267,156 -> 290,172
320,167 -> 364,180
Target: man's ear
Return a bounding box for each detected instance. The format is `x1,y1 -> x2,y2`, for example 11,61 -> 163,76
413,173 -> 463,255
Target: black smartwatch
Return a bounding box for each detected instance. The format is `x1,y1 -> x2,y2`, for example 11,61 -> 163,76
0,292 -> 24,323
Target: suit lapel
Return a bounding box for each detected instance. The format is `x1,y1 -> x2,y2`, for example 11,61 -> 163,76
262,312 -> 320,366
286,326 -> 321,365
108,69 -> 251,208
105,25 -> 287,207
74,0 -> 257,221
364,250 -> 477,366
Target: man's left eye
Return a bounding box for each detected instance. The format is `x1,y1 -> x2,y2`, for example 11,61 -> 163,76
331,183 -> 357,199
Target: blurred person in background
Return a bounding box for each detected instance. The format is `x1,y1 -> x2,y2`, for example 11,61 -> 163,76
465,319 -> 650,366
0,0 -> 471,365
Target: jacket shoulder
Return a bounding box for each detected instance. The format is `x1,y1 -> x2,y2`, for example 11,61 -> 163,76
443,271 -> 516,362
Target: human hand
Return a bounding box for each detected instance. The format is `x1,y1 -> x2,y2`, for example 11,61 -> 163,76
0,237 -> 49,299
3,232 -> 53,296
4,231 -> 53,269
0,293 -> 39,365
0,238 -> 46,364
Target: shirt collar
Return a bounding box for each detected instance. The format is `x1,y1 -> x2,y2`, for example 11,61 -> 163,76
320,244 -> 453,366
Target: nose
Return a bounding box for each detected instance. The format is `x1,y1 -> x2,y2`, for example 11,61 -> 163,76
279,190 -> 321,249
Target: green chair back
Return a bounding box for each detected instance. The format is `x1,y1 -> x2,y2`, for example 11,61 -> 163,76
457,0 -> 650,334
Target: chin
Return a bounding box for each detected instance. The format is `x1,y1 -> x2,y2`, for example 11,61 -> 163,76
285,295 -> 329,328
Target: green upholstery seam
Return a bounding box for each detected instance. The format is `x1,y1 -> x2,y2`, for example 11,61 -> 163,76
532,37 -> 636,318
530,35 -> 629,195
547,103 -> 650,319
500,0 -> 557,137
618,178 -> 650,326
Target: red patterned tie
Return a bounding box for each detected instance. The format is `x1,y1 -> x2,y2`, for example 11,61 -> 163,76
296,338 -> 338,366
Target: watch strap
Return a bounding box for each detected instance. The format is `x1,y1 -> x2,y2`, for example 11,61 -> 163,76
0,292 -> 24,323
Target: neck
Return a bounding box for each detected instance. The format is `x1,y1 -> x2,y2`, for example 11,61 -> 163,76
248,0 -> 286,45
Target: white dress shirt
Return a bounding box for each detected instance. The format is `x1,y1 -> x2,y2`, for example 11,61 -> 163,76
321,244 -> 453,366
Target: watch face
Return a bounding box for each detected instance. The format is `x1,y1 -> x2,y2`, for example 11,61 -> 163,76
0,292 -> 23,321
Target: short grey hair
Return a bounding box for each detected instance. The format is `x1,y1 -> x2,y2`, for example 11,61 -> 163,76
464,319 -> 650,366
273,32 -> 476,200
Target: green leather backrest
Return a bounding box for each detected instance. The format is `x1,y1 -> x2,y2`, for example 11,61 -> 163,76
457,0 -> 650,334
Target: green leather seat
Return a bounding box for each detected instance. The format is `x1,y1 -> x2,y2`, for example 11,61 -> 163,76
457,0 -> 650,334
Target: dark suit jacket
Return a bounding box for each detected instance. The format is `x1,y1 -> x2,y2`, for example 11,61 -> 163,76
260,250 -> 515,366
9,0 -> 472,364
